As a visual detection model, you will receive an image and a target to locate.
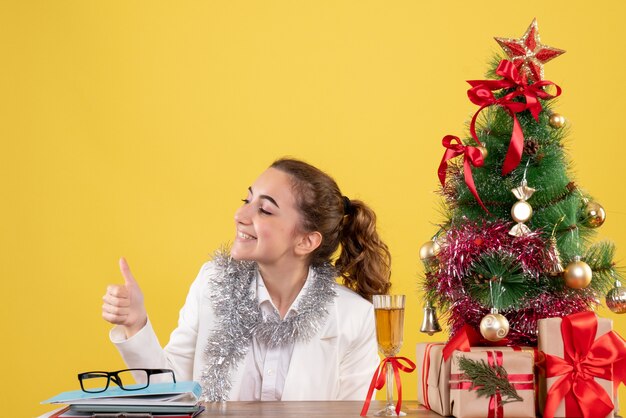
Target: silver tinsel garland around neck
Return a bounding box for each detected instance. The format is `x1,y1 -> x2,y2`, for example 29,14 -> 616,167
200,249 -> 338,402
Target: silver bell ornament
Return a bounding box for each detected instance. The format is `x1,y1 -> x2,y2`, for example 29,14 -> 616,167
420,300 -> 442,335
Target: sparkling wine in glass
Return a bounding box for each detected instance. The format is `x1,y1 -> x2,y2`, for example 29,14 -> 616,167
372,294 -> 406,416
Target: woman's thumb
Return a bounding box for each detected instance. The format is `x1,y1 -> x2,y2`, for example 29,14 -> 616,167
119,257 -> 138,288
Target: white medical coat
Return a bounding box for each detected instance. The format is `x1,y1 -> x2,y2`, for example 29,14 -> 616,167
110,262 -> 380,400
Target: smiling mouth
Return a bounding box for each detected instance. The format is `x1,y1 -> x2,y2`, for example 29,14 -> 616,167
237,231 -> 257,240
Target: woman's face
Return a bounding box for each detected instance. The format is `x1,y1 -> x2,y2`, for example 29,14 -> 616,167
231,168 -> 307,266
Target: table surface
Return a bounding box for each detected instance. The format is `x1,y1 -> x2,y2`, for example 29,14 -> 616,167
197,400 -> 441,417
40,400 -> 443,418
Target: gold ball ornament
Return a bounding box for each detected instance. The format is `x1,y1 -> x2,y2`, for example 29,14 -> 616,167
419,240 -> 440,261
549,113 -> 566,128
563,257 -> 592,289
511,201 -> 533,223
477,146 -> 488,161
606,280 -> 626,314
480,311 -> 510,342
582,201 -> 606,228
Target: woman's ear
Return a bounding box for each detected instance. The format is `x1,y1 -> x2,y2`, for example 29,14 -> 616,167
295,231 -> 323,256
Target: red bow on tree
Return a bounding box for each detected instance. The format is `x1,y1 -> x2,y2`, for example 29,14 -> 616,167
543,311 -> 626,418
438,135 -> 489,213
467,59 -> 561,175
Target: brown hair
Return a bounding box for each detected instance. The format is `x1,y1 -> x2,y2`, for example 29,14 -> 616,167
270,158 -> 391,300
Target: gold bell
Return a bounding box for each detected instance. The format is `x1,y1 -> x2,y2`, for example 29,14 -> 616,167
420,300 -> 442,335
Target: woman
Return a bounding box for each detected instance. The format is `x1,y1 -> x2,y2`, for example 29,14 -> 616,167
102,158 -> 391,401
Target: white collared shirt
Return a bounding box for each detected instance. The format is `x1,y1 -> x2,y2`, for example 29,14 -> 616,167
237,268 -> 314,401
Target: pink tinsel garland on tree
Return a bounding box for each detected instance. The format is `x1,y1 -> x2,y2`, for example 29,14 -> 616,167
425,220 -> 594,345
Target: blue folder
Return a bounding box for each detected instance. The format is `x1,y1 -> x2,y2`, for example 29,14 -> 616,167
42,381 -> 202,405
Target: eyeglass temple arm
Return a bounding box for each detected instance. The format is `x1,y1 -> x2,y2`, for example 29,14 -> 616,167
146,368 -> 177,383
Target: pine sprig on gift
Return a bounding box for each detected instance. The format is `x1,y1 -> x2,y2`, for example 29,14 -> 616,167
457,356 -> 523,405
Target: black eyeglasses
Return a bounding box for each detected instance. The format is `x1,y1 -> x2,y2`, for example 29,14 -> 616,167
77,368 -> 176,393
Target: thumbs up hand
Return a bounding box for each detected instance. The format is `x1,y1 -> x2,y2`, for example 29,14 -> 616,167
102,257 -> 148,338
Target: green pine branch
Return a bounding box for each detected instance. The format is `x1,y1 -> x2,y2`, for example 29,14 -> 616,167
584,241 -> 623,295
465,252 -> 530,310
457,356 -> 523,405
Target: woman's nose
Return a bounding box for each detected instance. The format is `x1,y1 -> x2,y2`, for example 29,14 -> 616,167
234,204 -> 251,224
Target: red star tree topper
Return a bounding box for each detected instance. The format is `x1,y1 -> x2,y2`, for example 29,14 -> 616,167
495,18 -> 565,82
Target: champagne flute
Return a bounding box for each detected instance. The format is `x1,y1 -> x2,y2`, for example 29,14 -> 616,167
372,294 -> 406,416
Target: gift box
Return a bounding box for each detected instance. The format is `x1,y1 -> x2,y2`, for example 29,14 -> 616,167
417,342 -> 538,417
416,342 -> 451,416
537,312 -> 624,418
449,349 -> 535,418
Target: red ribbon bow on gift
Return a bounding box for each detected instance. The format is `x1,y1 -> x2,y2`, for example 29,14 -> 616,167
442,324 -> 513,361
467,59 -> 561,175
438,135 -> 489,213
543,311 -> 626,418
615,333 -> 626,393
443,324 -> 483,361
360,356 -> 416,417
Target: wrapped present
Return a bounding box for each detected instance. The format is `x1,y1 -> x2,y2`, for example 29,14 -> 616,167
417,340 -> 538,417
417,343 -> 452,416
538,311 -> 626,418
450,349 -> 535,418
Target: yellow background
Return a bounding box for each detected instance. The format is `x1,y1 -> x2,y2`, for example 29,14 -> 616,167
2,1 -> 625,416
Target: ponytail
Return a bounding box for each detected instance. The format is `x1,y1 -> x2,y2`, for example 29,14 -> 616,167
335,200 -> 391,301
270,158 -> 391,301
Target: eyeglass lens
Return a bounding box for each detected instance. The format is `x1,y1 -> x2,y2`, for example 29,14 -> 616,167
81,369 -> 149,393
79,369 -> 175,393
80,372 -> 111,393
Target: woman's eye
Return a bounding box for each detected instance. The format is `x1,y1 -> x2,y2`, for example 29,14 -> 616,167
241,199 -> 249,204
259,208 -> 272,215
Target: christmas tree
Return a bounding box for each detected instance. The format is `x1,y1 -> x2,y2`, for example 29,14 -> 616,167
420,19 -> 626,346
